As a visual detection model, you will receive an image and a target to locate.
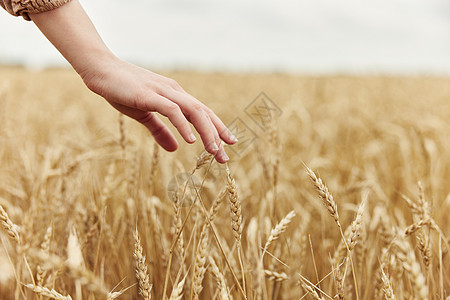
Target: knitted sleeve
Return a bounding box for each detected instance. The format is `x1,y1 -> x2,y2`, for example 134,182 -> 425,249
0,0 -> 71,20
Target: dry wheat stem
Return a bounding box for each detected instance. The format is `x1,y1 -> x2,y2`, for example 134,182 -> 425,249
189,177 -> 247,299
163,154 -> 214,299
225,164 -> 247,295
305,166 -> 360,300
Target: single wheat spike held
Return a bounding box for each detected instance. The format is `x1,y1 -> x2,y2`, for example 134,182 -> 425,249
194,151 -> 214,172
225,165 -> 243,246
133,228 -> 152,300
306,167 -> 340,227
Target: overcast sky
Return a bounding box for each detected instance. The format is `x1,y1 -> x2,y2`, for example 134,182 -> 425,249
1,0 -> 450,74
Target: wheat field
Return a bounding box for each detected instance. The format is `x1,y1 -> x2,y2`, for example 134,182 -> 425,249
0,66 -> 449,300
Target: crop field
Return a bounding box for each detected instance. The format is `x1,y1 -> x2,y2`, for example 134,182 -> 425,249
0,66 -> 449,299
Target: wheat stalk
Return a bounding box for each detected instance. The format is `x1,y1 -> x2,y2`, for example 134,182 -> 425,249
24,284 -> 72,300
0,204 -> 20,243
306,167 -> 340,226
169,273 -> 187,300
225,165 -> 242,246
380,266 -> 396,300
264,270 -> 288,282
133,228 -> 152,300
209,256 -> 231,300
37,225 -> 53,286
192,225 -> 209,299
262,210 -> 296,257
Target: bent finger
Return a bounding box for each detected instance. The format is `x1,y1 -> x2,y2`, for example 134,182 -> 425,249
139,112 -> 179,152
109,102 -> 179,151
143,93 -> 196,144
160,89 -> 220,154
207,109 -> 238,145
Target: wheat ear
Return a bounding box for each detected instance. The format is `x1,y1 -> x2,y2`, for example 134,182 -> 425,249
209,256 -> 231,300
225,165 -> 242,246
192,225 -> 209,299
0,204 -> 20,243
305,166 -> 360,300
380,266 -> 396,300
169,273 -> 187,300
305,167 -> 340,226
262,210 -> 296,257
133,228 -> 152,300
24,284 -> 72,300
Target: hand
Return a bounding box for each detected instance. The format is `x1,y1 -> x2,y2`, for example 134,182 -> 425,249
29,0 -> 237,163
80,56 -> 237,163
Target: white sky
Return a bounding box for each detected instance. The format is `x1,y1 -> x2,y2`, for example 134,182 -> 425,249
1,0 -> 450,74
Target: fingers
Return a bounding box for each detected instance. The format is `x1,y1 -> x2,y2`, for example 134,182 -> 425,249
161,89 -> 237,160
109,102 -> 179,151
139,112 -> 179,152
207,109 -> 238,145
107,69 -> 236,163
139,93 -> 197,145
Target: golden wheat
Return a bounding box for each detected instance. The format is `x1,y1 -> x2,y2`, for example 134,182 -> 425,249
0,67 -> 449,299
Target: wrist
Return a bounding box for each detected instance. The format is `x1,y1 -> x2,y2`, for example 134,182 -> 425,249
76,49 -> 119,85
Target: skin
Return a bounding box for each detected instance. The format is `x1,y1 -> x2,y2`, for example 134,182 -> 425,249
29,0 -> 237,163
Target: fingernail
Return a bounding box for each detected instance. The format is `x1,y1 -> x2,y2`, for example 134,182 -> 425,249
228,131 -> 238,142
189,133 -> 196,142
211,143 -> 219,152
222,151 -> 229,161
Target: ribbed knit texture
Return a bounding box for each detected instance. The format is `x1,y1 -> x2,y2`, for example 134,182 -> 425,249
0,0 -> 71,20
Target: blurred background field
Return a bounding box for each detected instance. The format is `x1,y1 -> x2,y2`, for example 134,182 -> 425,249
1,66 -> 450,299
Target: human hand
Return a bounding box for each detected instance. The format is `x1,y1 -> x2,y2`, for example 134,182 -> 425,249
29,0 -> 236,162
80,56 -> 237,163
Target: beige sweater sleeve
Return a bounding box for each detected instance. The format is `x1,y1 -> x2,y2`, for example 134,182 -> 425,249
0,0 -> 71,20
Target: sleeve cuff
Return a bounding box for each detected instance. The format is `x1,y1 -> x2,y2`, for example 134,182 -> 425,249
11,0 -> 72,21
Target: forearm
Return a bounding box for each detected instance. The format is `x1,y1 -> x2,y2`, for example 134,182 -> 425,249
29,0 -> 115,76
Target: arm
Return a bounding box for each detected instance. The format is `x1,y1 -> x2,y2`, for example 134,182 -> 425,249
28,0 -> 236,162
